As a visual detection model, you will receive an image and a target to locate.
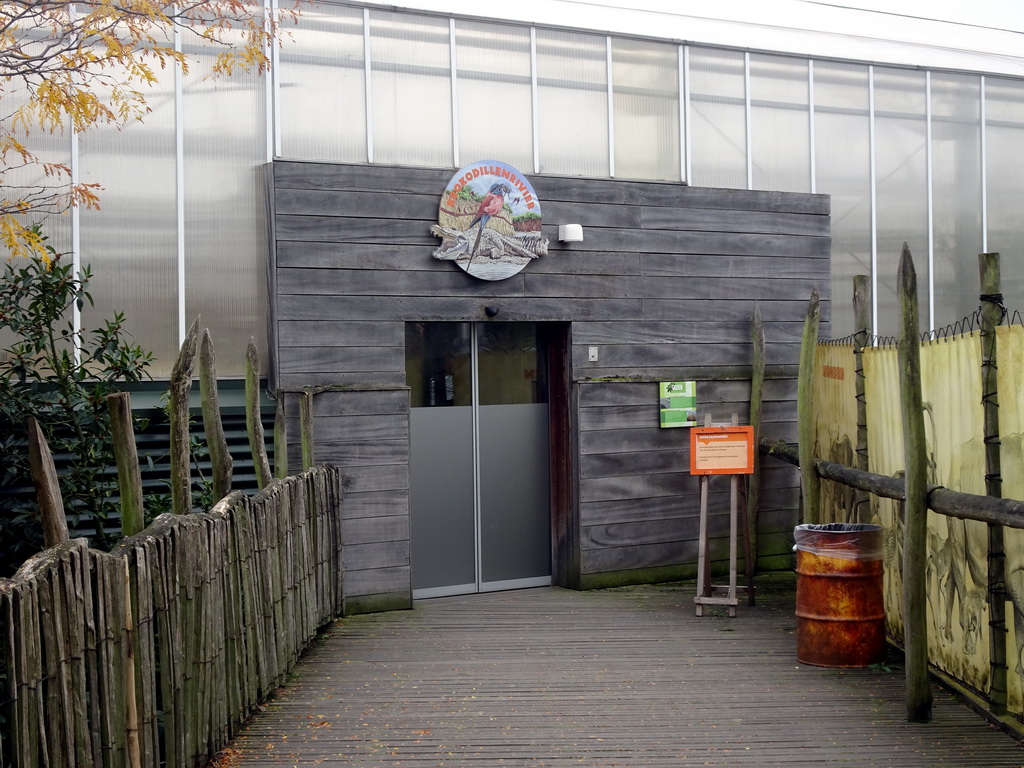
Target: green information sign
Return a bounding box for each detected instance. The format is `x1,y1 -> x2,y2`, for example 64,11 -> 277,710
659,381 -> 697,428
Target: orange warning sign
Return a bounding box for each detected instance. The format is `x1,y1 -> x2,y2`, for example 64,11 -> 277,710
689,426 -> 755,475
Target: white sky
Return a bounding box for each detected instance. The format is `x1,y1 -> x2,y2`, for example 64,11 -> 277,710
582,0 -> 1024,33
388,0 -> 1024,76
574,0 -> 1024,38
802,0 -> 1024,33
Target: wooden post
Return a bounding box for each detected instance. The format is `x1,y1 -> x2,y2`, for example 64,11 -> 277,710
274,392 -> 288,479
27,416 -> 69,547
897,243 -> 932,723
797,289 -> 821,525
729,412 -> 740,615
300,391 -> 315,471
695,480 -> 711,615
747,303 -> 764,575
199,328 -> 233,500
853,275 -> 871,524
169,318 -> 200,515
246,339 -> 273,490
107,392 -> 145,537
979,251 -> 1008,715
124,559 -> 142,768
696,414 -> 712,615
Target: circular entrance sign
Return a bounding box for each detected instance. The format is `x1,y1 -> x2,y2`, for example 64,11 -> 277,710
431,160 -> 548,281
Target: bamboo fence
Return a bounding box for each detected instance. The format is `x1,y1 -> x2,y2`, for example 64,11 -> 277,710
0,466 -> 343,768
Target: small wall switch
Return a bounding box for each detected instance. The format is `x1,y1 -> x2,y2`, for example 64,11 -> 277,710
588,346 -> 599,362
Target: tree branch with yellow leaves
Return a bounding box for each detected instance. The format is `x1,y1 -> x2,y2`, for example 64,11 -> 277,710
0,0 -> 302,257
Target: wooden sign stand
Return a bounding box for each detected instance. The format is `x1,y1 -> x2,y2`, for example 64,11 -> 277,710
692,414 -> 755,617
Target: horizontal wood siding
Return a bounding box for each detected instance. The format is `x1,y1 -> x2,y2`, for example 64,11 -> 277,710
283,389 -> 411,612
577,379 -> 801,583
269,160 -> 829,605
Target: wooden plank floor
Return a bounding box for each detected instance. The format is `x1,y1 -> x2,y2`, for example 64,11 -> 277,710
226,575 -> 1024,767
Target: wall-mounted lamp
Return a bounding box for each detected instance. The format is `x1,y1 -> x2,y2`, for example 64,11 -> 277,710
558,224 -> 584,243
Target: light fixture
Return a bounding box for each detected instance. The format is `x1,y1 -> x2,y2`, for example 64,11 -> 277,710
558,224 -> 584,243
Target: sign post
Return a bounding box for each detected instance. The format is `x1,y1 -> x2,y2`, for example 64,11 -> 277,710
690,415 -> 755,617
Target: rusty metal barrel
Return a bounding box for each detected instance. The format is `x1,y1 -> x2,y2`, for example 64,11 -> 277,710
794,523 -> 886,667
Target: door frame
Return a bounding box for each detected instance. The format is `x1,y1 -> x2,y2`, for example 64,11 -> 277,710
542,322 -> 578,589
407,321 -> 574,598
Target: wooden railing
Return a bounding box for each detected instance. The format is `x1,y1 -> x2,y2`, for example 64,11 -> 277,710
0,466 -> 342,768
789,249 -> 1024,725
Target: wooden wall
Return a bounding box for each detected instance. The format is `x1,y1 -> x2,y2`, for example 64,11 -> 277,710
268,160 -> 830,610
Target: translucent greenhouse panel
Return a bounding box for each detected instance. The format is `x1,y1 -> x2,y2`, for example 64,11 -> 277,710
814,62 -> 871,338
184,34 -> 268,378
873,68 -> 928,334
536,30 -> 609,177
455,21 -> 533,170
750,54 -> 810,193
277,3 -> 366,163
984,77 -> 1024,309
688,47 -> 746,190
612,38 -> 679,181
370,11 -> 453,168
77,64 -> 178,378
931,73 -> 983,329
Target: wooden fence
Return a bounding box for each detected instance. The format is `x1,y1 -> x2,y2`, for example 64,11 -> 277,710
774,248 -> 1024,727
0,465 -> 342,768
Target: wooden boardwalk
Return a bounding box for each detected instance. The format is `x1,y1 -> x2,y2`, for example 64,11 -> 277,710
226,576 -> 1024,767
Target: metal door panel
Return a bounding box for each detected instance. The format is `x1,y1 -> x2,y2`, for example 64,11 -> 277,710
409,406 -> 476,595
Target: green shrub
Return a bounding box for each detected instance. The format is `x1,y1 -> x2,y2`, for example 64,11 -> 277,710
0,230 -> 152,573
